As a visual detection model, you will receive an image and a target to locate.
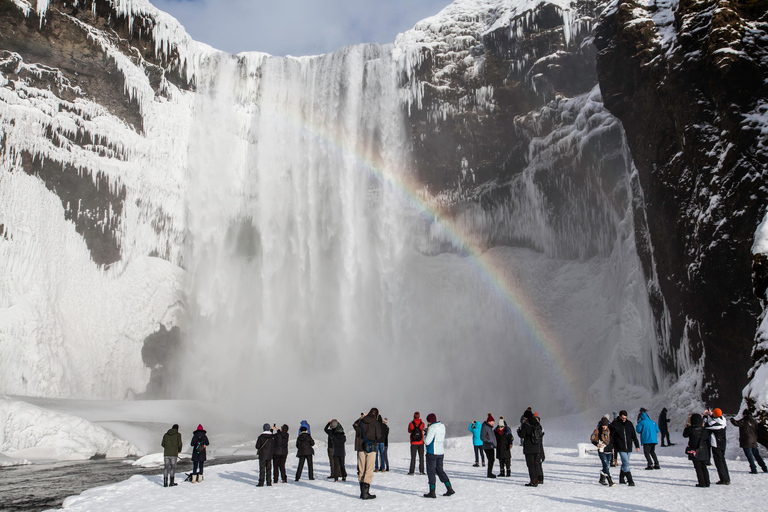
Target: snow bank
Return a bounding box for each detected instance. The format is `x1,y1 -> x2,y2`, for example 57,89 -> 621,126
131,452 -> 188,467
0,452 -> 30,467
0,398 -> 143,461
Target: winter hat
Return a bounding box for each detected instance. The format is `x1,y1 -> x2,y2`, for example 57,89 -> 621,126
690,413 -> 703,427
197,424 -> 204,431
713,408 -> 722,418
426,413 -> 437,423
743,409 -> 752,417
487,413 -> 495,423
523,410 -> 533,420
599,417 -> 610,427
498,418 -> 505,428
330,419 -> 338,429
300,426 -> 308,433
414,412 -> 420,419
263,423 -> 271,431
534,412 -> 539,418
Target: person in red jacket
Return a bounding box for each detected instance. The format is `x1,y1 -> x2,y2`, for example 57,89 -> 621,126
408,412 -> 426,475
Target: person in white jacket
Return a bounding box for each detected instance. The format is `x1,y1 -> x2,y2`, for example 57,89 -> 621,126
423,413 -> 455,498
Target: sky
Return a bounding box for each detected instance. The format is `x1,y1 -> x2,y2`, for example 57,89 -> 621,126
151,0 -> 454,56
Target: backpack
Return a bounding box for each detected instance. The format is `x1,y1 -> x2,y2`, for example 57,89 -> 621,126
530,422 -> 543,444
194,436 -> 206,454
410,421 -> 423,442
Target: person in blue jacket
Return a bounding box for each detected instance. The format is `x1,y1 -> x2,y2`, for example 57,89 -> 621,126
636,410 -> 661,470
423,413 -> 454,498
468,420 -> 485,467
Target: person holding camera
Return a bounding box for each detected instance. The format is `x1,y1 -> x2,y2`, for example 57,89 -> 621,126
354,408 -> 382,500
422,413 -> 455,498
683,413 -> 711,487
703,408 -> 730,485
255,423 -> 277,487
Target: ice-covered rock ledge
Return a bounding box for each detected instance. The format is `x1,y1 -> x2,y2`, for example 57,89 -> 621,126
0,397 -> 143,461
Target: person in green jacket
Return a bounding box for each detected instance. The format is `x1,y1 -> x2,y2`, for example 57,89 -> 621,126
161,424 -> 183,487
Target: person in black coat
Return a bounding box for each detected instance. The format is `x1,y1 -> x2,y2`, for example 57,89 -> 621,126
295,426 -> 315,481
659,408 -> 673,446
375,416 -> 390,472
731,409 -> 768,473
255,423 -> 276,487
683,413 -> 712,487
611,410 -> 640,486
190,424 -> 210,483
517,409 -> 544,487
273,424 -> 289,484
494,419 -> 513,477
324,419 -> 340,479
331,422 -> 348,481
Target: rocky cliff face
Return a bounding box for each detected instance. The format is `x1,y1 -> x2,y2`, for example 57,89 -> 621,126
595,0 -> 768,410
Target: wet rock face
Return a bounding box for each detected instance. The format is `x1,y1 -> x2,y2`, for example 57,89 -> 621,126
595,0 -> 768,410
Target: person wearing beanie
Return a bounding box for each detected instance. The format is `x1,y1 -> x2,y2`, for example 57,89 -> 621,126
422,413 -> 455,498
255,423 -> 276,487
408,412 -> 426,475
481,413 -> 497,478
295,425 -> 315,481
518,409 -> 544,486
658,407 -> 673,446
591,416 -> 617,486
299,419 -> 311,436
610,410 -> 639,486
468,419 -> 485,467
731,409 -> 768,473
331,421 -> 348,482
354,408 -> 382,500
375,415 -> 389,472
704,407 -> 730,484
273,424 -> 290,484
683,413 -> 711,487
635,410 -> 661,470
190,424 -> 209,483
494,417 -> 514,477
324,419 -> 341,479
161,423 -> 182,487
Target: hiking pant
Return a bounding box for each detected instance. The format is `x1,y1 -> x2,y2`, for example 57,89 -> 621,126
619,451 -> 631,473
192,460 -> 205,475
375,443 -> 386,470
484,449 -> 495,477
525,453 -> 542,483
643,444 -> 659,467
163,456 -> 177,481
711,446 -> 730,483
660,429 -> 671,446
273,454 -> 287,483
333,455 -> 347,479
693,460 -> 710,486
598,451 -> 613,478
357,451 -> 376,484
474,445 -> 485,464
296,455 -> 313,480
258,459 -> 272,486
426,453 -> 449,486
410,444 -> 424,473
328,446 -> 338,477
744,447 -> 768,473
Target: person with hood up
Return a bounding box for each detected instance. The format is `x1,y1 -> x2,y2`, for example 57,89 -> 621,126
375,416 -> 389,472
408,412 -> 426,475
494,418 -> 514,477
324,419 -> 340,479
591,416 -> 617,486
635,410 -> 661,470
658,408 -> 673,446
704,408 -> 730,485
295,425 -> 315,481
611,410 -> 640,486
255,423 -> 276,487
683,413 -> 711,487
354,408 -> 382,500
731,409 -> 768,474
273,424 -> 289,484
518,409 -> 544,487
190,424 -> 209,483
330,420 -> 347,482
422,413 -> 455,498
480,413 -> 497,478
468,420 -> 485,467
161,423 -> 182,487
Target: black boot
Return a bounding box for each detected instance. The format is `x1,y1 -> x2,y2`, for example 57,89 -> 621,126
163,476 -> 168,488
359,482 -> 365,499
619,471 -> 626,484
599,473 -> 607,486
423,485 -> 436,498
169,476 -> 177,487
443,482 -> 455,496
607,474 -> 616,487
626,472 -> 635,486
645,465 -> 654,470
363,483 -> 376,500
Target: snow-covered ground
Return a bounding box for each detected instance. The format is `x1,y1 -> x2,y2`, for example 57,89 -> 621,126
56,436 -> 767,511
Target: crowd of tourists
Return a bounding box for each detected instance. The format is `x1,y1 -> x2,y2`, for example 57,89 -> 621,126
157,405 -> 767,498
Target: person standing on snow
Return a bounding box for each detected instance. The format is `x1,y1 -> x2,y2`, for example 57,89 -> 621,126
591,416 -> 617,486
190,424 -> 209,483
422,413 -> 455,498
161,423 -> 182,487
408,412 -> 426,475
494,418 -> 513,477
295,425 -> 315,481
704,408 -> 730,485
273,424 -> 290,484
481,413 -> 497,478
255,423 -> 276,487
658,408 -> 673,446
611,410 -> 640,486
375,416 -> 389,472
330,420 -> 347,482
354,408 -> 382,500
683,413 -> 711,487
468,420 -> 485,467
635,411 -> 661,470
324,419 -> 340,479
518,409 -> 544,486
731,409 -> 768,473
